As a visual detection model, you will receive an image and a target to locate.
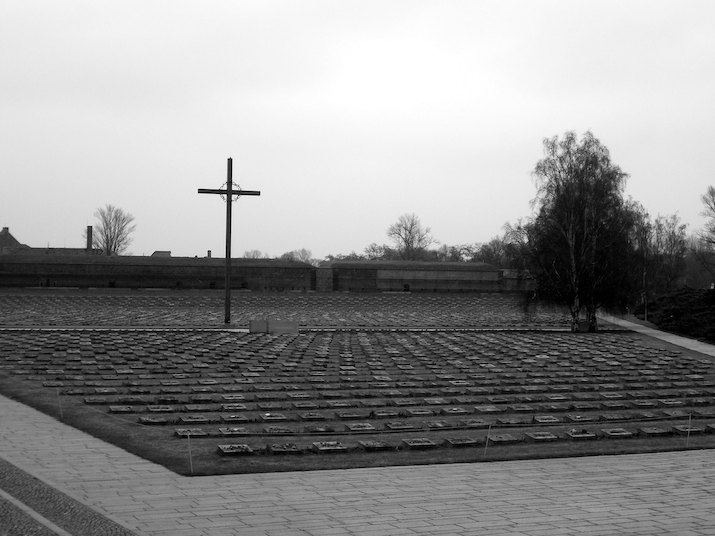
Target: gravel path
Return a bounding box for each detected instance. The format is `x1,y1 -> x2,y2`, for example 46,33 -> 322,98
0,494 -> 61,536
0,457 -> 137,536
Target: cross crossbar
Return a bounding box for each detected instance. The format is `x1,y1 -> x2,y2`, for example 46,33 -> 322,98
197,188 -> 261,196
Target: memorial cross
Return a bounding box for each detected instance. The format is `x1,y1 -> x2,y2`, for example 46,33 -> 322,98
198,157 -> 261,324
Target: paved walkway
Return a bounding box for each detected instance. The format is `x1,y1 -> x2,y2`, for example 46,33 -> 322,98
2,319 -> 715,535
2,395 -> 715,536
598,313 -> 715,358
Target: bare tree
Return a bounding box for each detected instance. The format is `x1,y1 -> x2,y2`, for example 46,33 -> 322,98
650,214 -> 688,292
387,213 -> 434,260
281,248 -> 317,265
701,186 -> 715,249
695,186 -> 715,280
243,249 -> 269,259
90,204 -> 136,256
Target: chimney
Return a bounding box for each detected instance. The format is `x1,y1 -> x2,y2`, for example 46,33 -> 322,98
86,226 -> 93,251
207,250 -> 212,258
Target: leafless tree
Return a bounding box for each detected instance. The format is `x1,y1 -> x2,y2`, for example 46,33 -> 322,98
90,204 -> 136,256
650,214 -> 688,292
387,213 -> 434,260
243,249 -> 269,259
696,186 -> 715,279
281,248 -> 317,265
701,186 -> 715,250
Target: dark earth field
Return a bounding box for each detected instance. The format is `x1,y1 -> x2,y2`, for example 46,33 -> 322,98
1,289 -> 714,476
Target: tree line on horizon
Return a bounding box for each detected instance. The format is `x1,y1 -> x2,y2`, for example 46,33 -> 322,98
91,131 -> 715,332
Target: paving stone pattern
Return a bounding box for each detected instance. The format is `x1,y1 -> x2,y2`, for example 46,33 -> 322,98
2,394 -> 715,536
0,292 -> 569,328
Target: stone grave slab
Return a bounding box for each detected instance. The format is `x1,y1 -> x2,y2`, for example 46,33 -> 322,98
566,414 -> 600,423
174,428 -> 208,437
263,426 -> 293,435
108,405 -> 134,414
358,440 -> 393,452
257,402 -> 283,410
658,399 -> 685,407
147,405 -> 174,413
260,412 -> 288,422
509,404 -> 536,413
221,414 -> 249,423
300,411 -> 326,421
486,433 -> 521,444
312,441 -> 348,453
84,396 -> 108,405
336,410 -> 368,420
304,424 -> 335,433
222,403 -> 247,411
217,443 -> 254,455
672,424 -> 705,435
662,409 -> 690,418
524,431 -> 559,442
445,437 -> 481,448
372,409 -> 399,418
293,401 -> 320,409
345,422 -> 376,432
497,416 -> 530,425
427,420 -> 457,430
440,406 -> 469,416
533,415 -> 561,424
600,412 -> 628,421
268,443 -> 301,454
601,428 -> 633,438
638,426 -> 673,437
219,427 -> 249,436
402,438 -> 438,449
565,429 -> 597,440
138,416 -> 169,425
474,405 -> 502,414
184,404 -> 211,412
179,415 -> 210,425
385,421 -> 421,431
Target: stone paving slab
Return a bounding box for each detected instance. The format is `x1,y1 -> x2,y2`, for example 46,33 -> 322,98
2,394 -> 715,536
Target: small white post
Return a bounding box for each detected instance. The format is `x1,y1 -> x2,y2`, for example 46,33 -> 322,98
187,434 -> 194,474
483,424 -> 492,457
57,388 -> 64,420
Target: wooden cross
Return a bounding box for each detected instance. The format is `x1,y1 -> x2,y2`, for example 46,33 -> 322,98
198,157 -> 261,324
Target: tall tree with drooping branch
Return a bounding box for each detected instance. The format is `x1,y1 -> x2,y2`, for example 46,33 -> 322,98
524,131 -> 638,331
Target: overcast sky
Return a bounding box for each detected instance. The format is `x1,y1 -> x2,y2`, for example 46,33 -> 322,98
2,1 -> 714,259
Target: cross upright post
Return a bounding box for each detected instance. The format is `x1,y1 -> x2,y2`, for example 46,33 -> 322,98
198,157 -> 261,324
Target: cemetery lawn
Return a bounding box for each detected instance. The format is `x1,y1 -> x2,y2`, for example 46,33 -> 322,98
1,327 -> 715,476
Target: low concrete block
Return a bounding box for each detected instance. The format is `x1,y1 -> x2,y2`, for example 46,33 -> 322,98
249,319 -> 268,333
267,319 -> 299,334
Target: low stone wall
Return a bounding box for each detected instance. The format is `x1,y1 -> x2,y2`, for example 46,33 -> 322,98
325,261 -> 532,293
0,257 -> 533,293
0,256 -> 313,291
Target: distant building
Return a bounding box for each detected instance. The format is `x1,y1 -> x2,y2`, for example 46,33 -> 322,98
0,226 -> 101,256
0,227 -> 30,255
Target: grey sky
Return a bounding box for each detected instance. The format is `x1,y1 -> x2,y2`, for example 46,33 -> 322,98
2,1 -> 714,259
